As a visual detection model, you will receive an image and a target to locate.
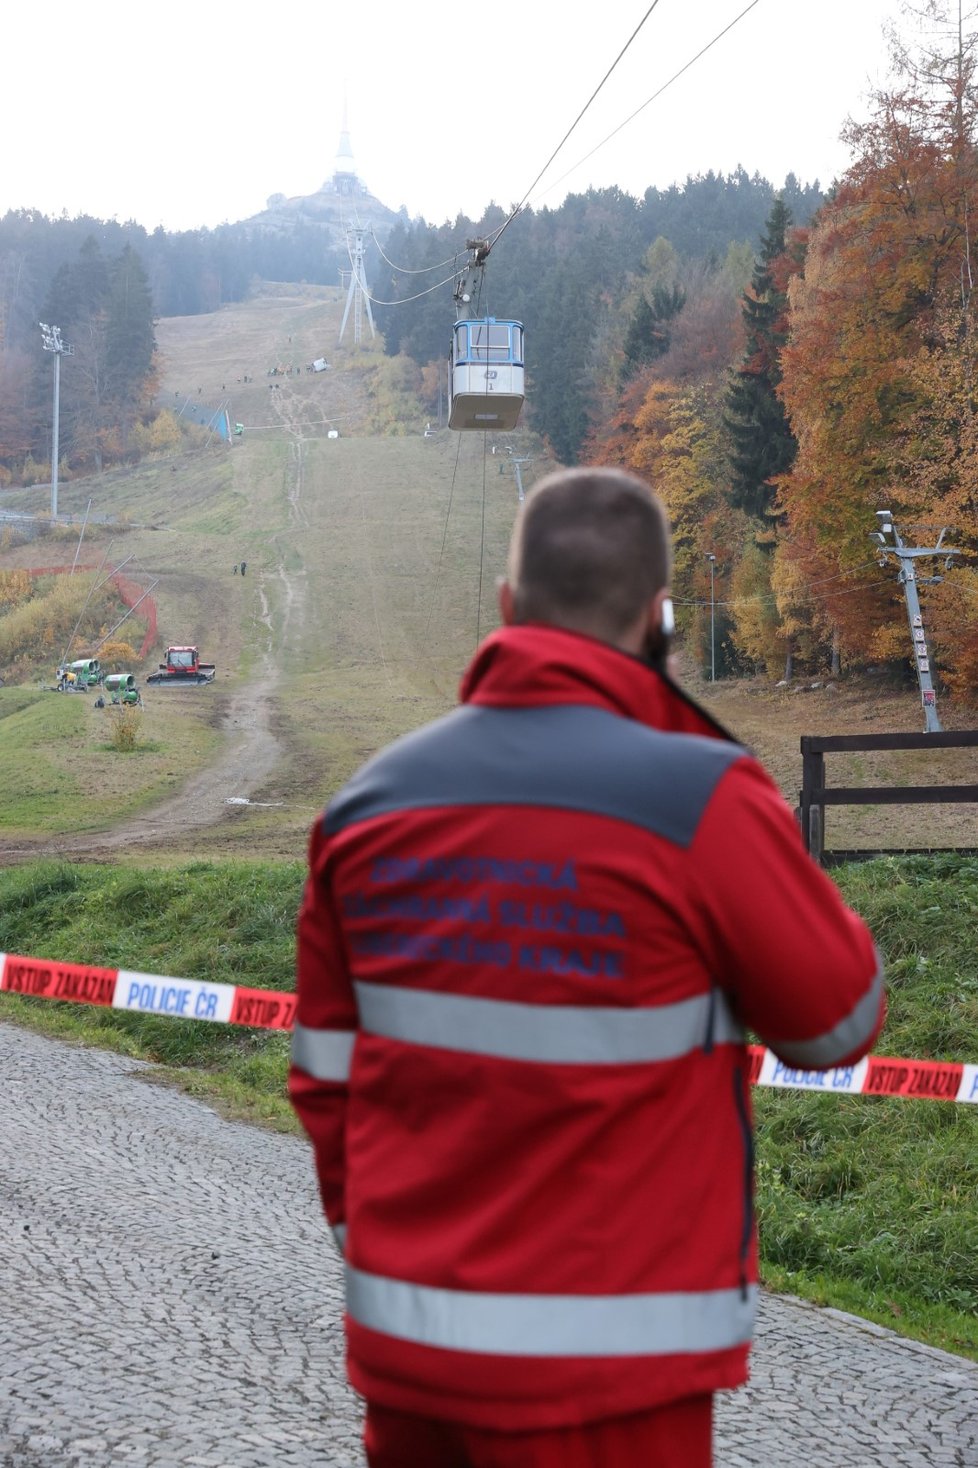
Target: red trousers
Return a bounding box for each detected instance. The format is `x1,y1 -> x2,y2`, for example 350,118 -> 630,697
363,1395 -> 713,1468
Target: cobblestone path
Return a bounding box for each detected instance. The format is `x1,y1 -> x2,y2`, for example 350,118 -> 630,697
2,1023 -> 976,1467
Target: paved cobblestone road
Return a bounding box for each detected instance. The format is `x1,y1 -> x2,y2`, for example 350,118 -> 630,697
2,1022 -> 976,1467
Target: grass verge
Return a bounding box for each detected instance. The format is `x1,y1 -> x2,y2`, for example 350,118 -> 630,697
753,852 -> 978,1358
0,860 -> 301,1131
0,686 -> 221,837
0,854 -> 976,1358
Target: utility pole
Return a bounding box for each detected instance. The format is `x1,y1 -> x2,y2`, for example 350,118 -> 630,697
869,511 -> 961,733
39,323 -> 74,520
705,553 -> 717,682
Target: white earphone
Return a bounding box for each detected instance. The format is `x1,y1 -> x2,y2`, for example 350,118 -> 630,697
660,597 -> 675,638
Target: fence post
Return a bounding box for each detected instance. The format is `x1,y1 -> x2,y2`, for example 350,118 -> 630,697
799,738 -> 826,864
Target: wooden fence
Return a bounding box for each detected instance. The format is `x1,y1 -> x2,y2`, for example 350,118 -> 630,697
798,730 -> 978,865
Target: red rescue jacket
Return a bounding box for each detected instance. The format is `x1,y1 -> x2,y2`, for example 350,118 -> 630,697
290,625 -> 884,1430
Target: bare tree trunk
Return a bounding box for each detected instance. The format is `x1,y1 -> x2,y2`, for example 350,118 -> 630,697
831,628 -> 841,677
783,639 -> 794,682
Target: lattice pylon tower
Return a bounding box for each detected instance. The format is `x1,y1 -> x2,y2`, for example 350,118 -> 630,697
338,227 -> 375,345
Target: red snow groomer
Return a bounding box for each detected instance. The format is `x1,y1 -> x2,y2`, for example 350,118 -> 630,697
146,646 -> 216,686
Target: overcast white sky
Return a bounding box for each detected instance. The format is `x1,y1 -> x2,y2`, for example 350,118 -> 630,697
3,0 -> 904,233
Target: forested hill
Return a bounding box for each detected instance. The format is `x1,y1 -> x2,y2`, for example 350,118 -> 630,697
0,167 -> 820,351
378,168 -> 822,357
0,209 -> 355,331
0,167 -> 821,481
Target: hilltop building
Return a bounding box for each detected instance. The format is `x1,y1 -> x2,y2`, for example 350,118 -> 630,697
247,108 -> 402,246
327,105 -> 365,198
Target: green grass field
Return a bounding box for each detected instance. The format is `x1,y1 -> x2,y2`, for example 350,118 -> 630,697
0,686 -> 221,840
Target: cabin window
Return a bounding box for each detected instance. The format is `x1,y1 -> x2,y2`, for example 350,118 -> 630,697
469,323 -> 513,362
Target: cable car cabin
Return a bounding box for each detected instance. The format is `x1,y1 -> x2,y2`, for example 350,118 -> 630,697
449,318 -> 524,431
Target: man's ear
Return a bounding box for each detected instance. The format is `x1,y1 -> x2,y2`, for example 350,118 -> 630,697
498,579 -> 517,625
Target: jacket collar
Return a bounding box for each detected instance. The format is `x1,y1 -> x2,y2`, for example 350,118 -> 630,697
459,625 -> 738,743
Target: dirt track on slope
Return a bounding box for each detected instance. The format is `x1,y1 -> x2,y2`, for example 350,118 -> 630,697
59,398 -> 311,858
0,435 -> 306,866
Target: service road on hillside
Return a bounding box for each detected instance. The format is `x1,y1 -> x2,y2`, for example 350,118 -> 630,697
1,1023 -> 976,1468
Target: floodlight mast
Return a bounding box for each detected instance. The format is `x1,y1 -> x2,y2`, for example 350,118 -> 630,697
870,511 -> 961,733
39,322 -> 74,519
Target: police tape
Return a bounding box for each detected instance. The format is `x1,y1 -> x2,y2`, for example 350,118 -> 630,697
2,949 -> 977,1105
0,952 -> 295,1031
747,1046 -> 978,1105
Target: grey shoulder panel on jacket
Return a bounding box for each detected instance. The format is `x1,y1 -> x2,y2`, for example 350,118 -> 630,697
323,704 -> 746,848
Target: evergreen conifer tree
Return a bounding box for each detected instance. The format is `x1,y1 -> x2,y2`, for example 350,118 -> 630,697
105,245 -> 156,404
621,283 -> 686,379
74,236 -> 110,318
724,198 -> 798,521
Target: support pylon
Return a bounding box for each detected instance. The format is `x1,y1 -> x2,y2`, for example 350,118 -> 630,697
870,512 -> 961,733
338,228 -> 375,346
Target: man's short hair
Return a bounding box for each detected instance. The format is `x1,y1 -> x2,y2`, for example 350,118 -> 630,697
507,467 -> 672,641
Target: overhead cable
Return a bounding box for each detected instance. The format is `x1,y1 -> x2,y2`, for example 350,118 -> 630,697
676,576 -> 895,613
487,0 -> 664,252
672,557 -> 890,613
371,1 -> 758,299
344,231 -> 464,308
359,269 -> 463,306
372,232 -> 459,276
531,0 -> 764,211
421,433 -> 466,658
476,436 -> 488,647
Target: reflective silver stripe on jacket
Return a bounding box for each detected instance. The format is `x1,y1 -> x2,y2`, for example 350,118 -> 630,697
346,1265 -> 757,1357
291,1022 -> 356,1080
352,980 -> 742,1065
767,953 -> 885,1070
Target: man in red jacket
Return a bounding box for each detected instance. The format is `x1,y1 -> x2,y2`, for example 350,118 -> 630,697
290,467 -> 884,1467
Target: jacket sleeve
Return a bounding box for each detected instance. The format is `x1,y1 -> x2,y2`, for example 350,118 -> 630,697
289,820 -> 358,1254
686,755 -> 885,1068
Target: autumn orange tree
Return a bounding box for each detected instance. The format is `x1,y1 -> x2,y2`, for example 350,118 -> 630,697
586,247 -> 752,674
777,1 -> 978,680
